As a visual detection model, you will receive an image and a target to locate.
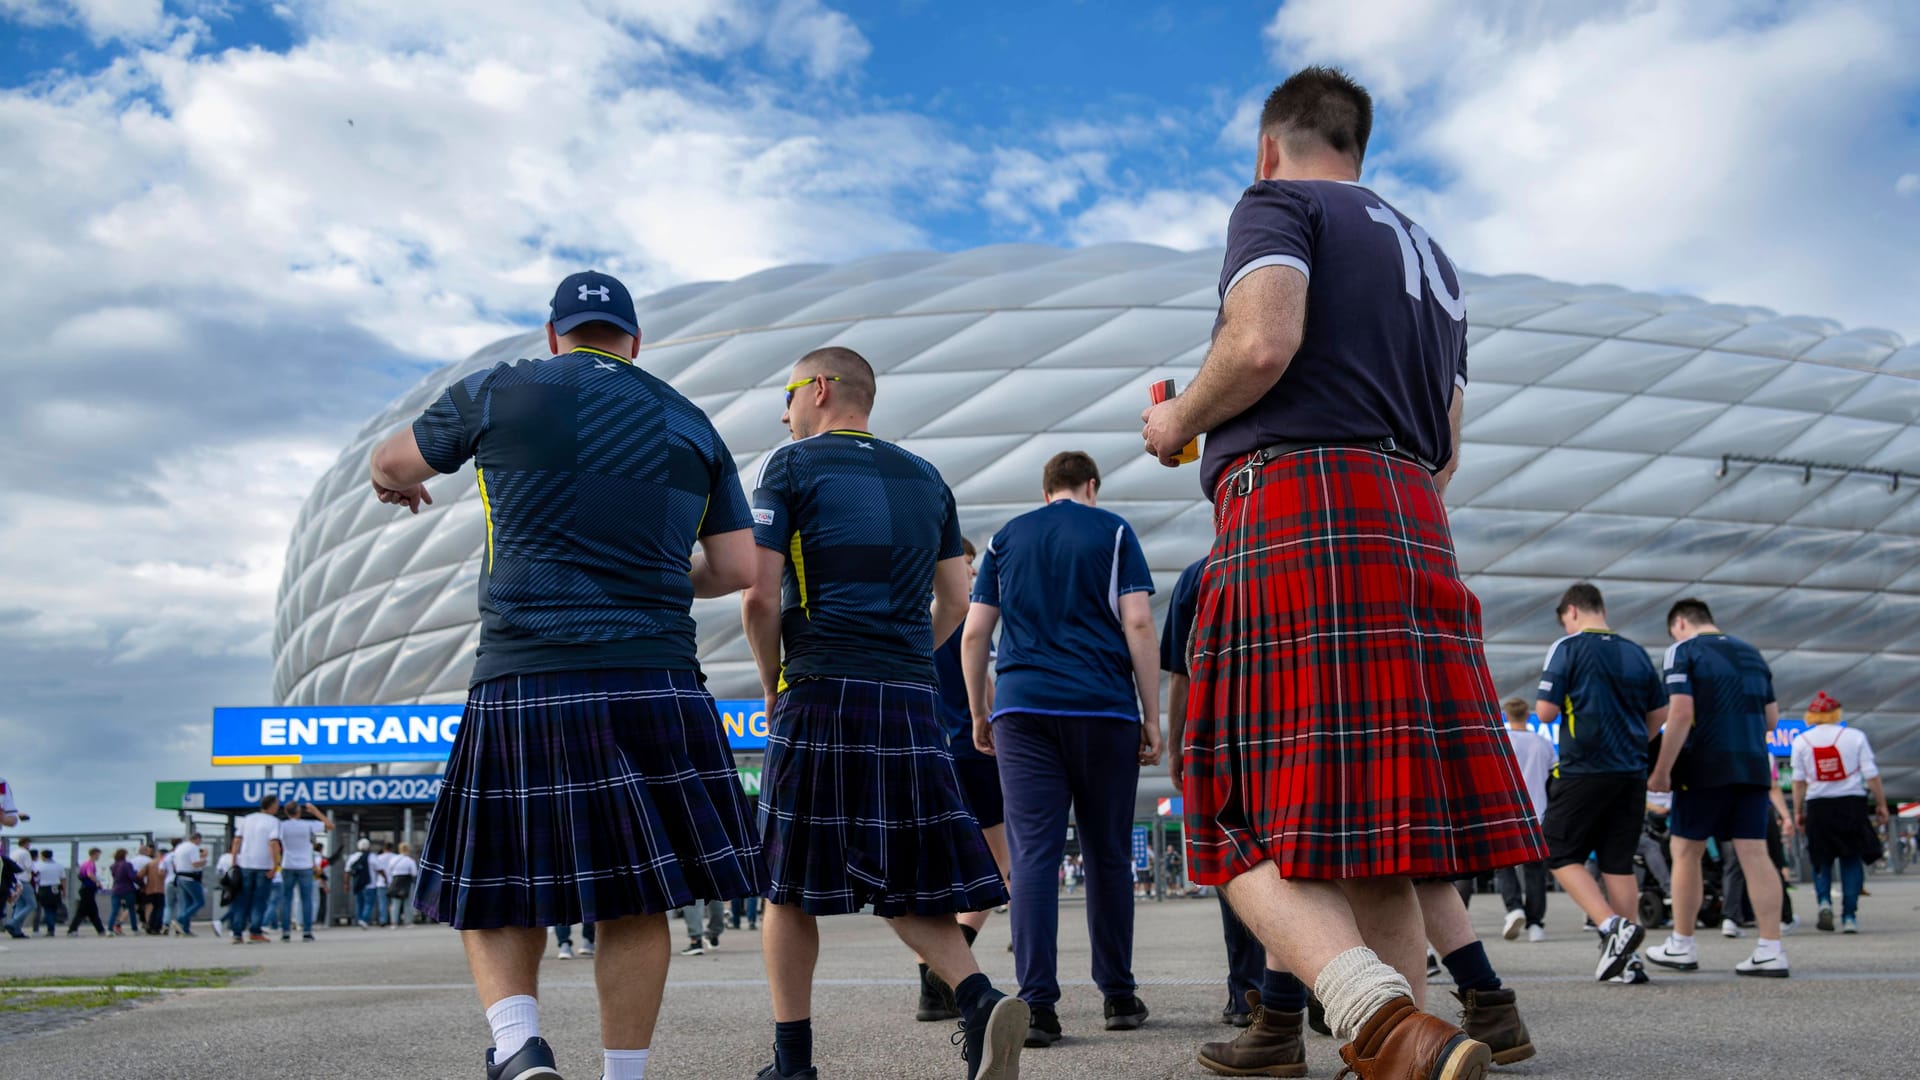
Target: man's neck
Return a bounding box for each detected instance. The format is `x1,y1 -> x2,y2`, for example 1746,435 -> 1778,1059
1263,151 -> 1360,185
1045,490 -> 1094,507
1507,721 -> 1531,732
807,412 -> 872,436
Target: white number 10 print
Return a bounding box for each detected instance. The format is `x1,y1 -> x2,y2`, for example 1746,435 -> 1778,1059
1366,204 -> 1466,321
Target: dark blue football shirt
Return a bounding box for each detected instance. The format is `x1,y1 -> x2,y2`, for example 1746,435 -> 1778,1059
1201,180 -> 1469,496
1160,558 -> 1206,678
932,627 -> 985,759
1663,633 -> 1776,790
751,430 -> 963,686
411,346 -> 753,685
1536,629 -> 1667,778
972,500 -> 1155,722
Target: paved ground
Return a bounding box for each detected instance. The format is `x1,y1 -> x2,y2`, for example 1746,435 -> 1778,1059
3,877 -> 1917,1079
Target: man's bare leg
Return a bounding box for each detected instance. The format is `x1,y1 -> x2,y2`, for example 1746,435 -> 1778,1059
1339,878 -> 1427,1009
892,914 -> 983,987
1731,839 -> 1782,940
1667,838 -> 1706,936
1416,881 -> 1475,956
464,926 -> 547,1009
1551,865 -> 1628,927
957,824 -> 1011,936
762,901 -> 819,1022
593,913 -> 670,1050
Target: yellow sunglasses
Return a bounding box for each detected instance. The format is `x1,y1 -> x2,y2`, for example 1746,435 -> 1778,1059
784,374 -> 841,405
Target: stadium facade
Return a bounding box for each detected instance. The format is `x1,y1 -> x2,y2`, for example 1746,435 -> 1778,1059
272,244 -> 1920,798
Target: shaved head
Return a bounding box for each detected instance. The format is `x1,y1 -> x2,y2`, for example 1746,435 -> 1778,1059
795,346 -> 876,412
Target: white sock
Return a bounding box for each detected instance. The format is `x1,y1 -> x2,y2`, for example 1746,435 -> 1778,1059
486,994 -> 540,1055
1669,933 -> 1694,947
604,1048 -> 649,1079
1599,915 -> 1622,934
1313,946 -> 1413,1041
1755,938 -> 1783,959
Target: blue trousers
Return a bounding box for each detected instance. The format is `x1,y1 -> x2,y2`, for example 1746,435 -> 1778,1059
1813,856 -> 1865,918
278,869 -> 317,934
355,887 -> 379,925
1218,892 -> 1265,1014
235,869 -> 273,937
174,878 -> 206,930
995,711 -> 1140,1007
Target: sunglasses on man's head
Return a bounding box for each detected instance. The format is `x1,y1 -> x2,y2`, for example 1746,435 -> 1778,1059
784,374 -> 842,405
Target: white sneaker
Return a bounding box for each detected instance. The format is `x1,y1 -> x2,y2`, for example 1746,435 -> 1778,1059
556,943 -> 574,960
578,943 -> 595,958
1527,925 -> 1546,943
1502,909 -> 1526,940
1736,949 -> 1789,978
1721,918 -> 1744,938
1594,919 -> 1645,981
1646,937 -> 1698,972
1781,917 -> 1801,936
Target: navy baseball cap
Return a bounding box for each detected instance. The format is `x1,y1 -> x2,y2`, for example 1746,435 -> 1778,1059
550,270 -> 640,338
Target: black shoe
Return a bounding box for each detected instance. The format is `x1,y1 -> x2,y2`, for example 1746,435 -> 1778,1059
1307,992 -> 1332,1037
958,993 -> 1030,1080
917,969 -> 961,1022
1222,1005 -> 1254,1028
1023,1003 -> 1062,1047
5,928 -> 25,939
753,1065 -> 818,1079
1103,994 -> 1149,1031
485,1036 -> 563,1080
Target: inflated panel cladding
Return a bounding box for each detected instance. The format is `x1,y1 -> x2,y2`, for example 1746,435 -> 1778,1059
270,245 -> 1920,794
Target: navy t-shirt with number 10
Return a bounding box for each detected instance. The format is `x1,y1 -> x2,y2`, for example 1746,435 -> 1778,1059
1200,180 -> 1469,497
972,500 -> 1155,722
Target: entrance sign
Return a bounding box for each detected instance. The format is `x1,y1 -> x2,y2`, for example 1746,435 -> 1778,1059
214,700 -> 770,765
159,775 -> 445,812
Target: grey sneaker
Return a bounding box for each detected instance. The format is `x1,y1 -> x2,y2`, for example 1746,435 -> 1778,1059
486,1036 -> 563,1080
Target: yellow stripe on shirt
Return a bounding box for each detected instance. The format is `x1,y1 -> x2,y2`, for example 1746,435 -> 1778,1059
476,466 -> 496,572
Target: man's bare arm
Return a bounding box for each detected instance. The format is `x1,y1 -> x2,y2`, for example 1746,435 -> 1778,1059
740,547 -> 787,707
368,428 -> 438,514
1141,265 -> 1305,464
1434,389 -> 1464,499
962,603 -> 1000,754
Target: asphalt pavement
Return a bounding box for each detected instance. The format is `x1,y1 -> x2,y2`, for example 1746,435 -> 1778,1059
2,875 -> 1917,1079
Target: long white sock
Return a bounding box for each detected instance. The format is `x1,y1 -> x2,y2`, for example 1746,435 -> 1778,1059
486,994 -> 540,1055
1754,937 -> 1783,959
604,1048 -> 649,1079
1313,946 -> 1413,1041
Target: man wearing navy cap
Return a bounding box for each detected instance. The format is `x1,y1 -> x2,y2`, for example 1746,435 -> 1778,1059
368,270 -> 765,1080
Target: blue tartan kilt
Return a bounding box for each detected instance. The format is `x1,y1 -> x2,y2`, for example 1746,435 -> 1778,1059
412,668 -> 765,930
760,676 -> 1008,917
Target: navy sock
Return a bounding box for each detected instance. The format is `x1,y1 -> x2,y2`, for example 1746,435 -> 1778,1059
953,972 -> 997,1020
1260,968 -> 1309,1013
1442,942 -> 1502,993
960,924 -> 979,949
773,1018 -> 812,1075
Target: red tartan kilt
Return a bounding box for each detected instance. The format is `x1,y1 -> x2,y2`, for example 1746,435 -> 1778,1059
1181,447 -> 1546,884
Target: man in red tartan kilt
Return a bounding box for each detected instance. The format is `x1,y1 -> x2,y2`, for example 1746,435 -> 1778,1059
1143,68 -> 1545,1080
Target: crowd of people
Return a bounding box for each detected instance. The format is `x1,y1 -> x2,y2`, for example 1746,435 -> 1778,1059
342,64 -> 1917,1080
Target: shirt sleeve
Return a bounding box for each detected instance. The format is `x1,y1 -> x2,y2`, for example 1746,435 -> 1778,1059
971,533 -> 1003,607
1537,638 -> 1571,704
749,447 -> 795,554
1115,524 -> 1154,597
1856,730 -> 1880,780
700,435 -> 753,537
938,484 -> 963,561
411,367 -> 495,474
1663,641 -> 1693,697
1160,565 -> 1199,677
0,778 -> 14,816
1789,735 -> 1810,778
1218,181 -> 1317,303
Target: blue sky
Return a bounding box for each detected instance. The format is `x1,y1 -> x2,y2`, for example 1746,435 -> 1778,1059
0,0 -> 1916,832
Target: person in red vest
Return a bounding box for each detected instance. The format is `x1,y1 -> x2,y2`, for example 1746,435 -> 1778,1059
1790,693 -> 1891,933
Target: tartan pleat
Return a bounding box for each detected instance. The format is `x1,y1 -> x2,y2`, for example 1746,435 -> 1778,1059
1181,448 -> 1546,884
413,668 -> 765,930
759,676 -> 1008,917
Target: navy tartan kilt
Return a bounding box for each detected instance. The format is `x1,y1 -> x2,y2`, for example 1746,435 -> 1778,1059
413,669 -> 764,930
760,676 -> 1008,917
1182,447 -> 1546,884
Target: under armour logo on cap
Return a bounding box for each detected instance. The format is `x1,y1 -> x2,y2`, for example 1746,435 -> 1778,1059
551,270 -> 640,340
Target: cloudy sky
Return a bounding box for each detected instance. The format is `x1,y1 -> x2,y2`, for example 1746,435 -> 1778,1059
3,0 -> 1917,835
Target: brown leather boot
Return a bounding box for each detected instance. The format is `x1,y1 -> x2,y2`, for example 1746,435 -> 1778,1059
1454,988 -> 1534,1066
1198,991 -> 1308,1077
1335,996 -> 1491,1080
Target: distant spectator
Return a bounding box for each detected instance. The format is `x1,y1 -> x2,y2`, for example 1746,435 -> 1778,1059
214,847 -> 239,935
349,839 -> 377,928
231,795 -> 284,944
372,842 -> 395,927
66,847 -> 105,936
170,833 -> 207,936
4,836 -> 32,939
0,775 -> 16,828
679,900 -> 724,955
109,849 -> 138,935
34,850 -> 67,937
277,804 -> 331,941
139,847 -> 167,934
387,843 -> 418,928
161,836 -> 182,936
1495,698 -> 1557,943
553,921 -> 595,960
1791,694 -> 1890,934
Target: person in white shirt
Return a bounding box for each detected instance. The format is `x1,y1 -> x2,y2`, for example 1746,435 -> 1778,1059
161,839 -> 180,935
1495,699 -> 1558,943
386,842 -> 419,928
275,803 -> 333,941
169,834 -> 208,936
5,836 -> 34,939
348,839 -> 378,928
0,776 -> 17,828
230,795 -> 285,944
1790,694 -> 1891,934
33,851 -> 66,937
213,849 -> 237,935
371,843 -> 395,927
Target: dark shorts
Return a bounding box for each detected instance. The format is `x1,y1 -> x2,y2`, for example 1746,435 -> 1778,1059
950,749 -> 1006,830
1542,774 -> 1645,874
1670,785 -> 1771,843
1804,795 -> 1876,866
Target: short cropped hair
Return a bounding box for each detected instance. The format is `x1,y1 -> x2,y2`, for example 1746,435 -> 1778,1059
1261,66 -> 1373,167
1042,451 -> 1101,495
961,536 -> 977,560
795,346 -> 876,412
1667,598 -> 1714,628
1556,583 -> 1605,618
260,794 -> 279,811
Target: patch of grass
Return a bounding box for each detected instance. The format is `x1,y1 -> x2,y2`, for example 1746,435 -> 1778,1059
0,967 -> 252,991
0,989 -> 152,1013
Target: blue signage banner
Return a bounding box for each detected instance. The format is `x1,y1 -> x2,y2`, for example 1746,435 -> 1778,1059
214,700 -> 771,765
1767,717 -> 1808,758
174,775 -> 446,811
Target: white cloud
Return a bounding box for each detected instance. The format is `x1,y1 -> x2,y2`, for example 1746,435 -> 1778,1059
765,0 -> 871,79
1898,173 -> 1920,197
0,0 -> 171,42
1266,0 -> 1920,336
982,147 -> 1105,228
1068,188 -> 1236,251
